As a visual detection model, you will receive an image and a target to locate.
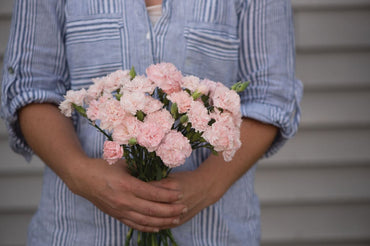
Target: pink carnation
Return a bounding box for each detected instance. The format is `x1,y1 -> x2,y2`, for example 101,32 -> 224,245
122,75 -> 156,94
99,99 -> 126,131
142,97 -> 164,115
104,70 -> 129,92
86,99 -> 100,121
202,113 -> 242,162
112,115 -> 141,145
210,109 -> 235,127
222,128 -> 242,162
203,120 -> 233,152
103,140 -> 123,165
200,79 -> 217,98
146,63 -> 182,94
87,78 -> 105,100
145,109 -> 174,134
86,94 -> 112,121
137,121 -> 166,152
59,88 -> 87,117
156,131 -> 192,168
167,91 -> 193,113
181,75 -> 200,92
120,91 -> 148,115
187,101 -> 211,132
212,82 -> 241,116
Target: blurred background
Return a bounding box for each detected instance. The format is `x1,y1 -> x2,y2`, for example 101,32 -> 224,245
1,0 -> 370,245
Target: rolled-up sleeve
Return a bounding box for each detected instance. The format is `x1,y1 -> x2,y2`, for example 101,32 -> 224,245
237,0 -> 303,157
1,0 -> 69,160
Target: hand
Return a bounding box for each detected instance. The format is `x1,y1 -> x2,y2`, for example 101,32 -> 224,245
67,157 -> 188,232
151,169 -> 221,229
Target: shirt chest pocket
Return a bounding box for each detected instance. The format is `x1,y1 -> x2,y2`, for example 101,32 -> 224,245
183,23 -> 240,86
65,16 -> 124,90
65,0 -> 124,90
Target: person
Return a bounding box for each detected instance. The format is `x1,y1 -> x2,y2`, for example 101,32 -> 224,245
1,0 -> 302,245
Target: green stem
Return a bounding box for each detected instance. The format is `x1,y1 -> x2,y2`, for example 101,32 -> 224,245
125,228 -> 134,246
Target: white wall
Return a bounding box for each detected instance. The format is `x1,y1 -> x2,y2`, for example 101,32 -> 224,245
1,0 -> 370,245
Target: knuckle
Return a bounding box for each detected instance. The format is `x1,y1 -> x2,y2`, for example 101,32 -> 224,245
138,218 -> 149,226
110,196 -> 128,210
144,207 -> 155,216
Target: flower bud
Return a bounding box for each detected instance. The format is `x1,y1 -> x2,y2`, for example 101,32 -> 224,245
171,103 -> 178,118
180,115 -> 188,124
136,110 -> 145,121
129,66 -> 136,80
128,137 -> 137,145
191,90 -> 202,100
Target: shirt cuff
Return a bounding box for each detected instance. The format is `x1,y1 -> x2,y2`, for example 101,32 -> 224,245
1,89 -> 64,161
240,92 -> 302,157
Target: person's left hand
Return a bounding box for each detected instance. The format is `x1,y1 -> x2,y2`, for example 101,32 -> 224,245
151,169 -> 222,229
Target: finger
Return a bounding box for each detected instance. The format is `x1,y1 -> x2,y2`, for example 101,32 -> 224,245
123,210 -> 181,229
150,178 -> 180,191
120,218 -> 160,233
131,180 -> 183,203
131,197 -> 188,218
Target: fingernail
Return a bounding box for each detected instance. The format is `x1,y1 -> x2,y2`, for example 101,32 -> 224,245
182,207 -> 188,214
173,218 -> 180,225
153,228 -> 159,233
178,193 -> 183,200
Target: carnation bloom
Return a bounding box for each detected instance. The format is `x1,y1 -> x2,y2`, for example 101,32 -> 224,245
59,88 -> 87,117
203,120 -> 233,152
86,94 -> 112,121
122,74 -> 156,94
156,131 -> 192,168
181,75 -> 200,92
222,128 -> 242,162
146,63 -> 182,94
203,111 -> 242,162
103,140 -> 123,165
137,121 -> 166,152
212,82 -> 241,116
86,99 -> 100,121
187,101 -> 211,132
167,91 -> 193,113
142,97 -> 164,115
104,69 -> 129,92
200,79 -> 217,98
120,91 -> 148,115
99,99 -> 126,130
145,109 -> 174,134
87,78 -> 105,100
59,100 -> 73,117
112,115 -> 141,145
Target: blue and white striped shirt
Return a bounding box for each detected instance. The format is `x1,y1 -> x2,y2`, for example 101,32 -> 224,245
1,0 -> 302,245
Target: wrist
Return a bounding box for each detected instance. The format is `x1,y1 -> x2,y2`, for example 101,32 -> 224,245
62,154 -> 91,195
193,160 -> 228,205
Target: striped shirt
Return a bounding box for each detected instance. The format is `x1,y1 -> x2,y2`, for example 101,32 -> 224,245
1,0 -> 303,245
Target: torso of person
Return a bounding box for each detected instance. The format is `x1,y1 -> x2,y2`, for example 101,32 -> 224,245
145,0 -> 162,7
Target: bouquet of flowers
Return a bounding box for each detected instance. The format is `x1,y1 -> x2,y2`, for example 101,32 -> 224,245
59,63 -> 248,246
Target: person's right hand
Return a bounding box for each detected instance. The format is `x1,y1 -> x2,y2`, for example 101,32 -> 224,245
66,157 -> 187,232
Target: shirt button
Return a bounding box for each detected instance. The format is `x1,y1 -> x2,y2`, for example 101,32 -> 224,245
8,66 -> 14,74
146,32 -> 150,40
